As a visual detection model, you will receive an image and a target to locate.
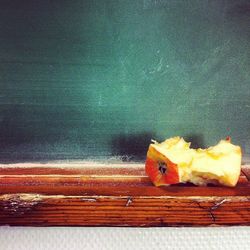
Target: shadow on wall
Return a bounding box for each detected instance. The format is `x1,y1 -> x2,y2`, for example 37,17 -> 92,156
184,134 -> 205,149
0,106 -> 32,149
227,2 -> 250,17
111,132 -> 156,161
112,133 -> 206,161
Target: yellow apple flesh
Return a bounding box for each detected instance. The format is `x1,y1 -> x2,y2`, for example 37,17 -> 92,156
145,137 -> 242,187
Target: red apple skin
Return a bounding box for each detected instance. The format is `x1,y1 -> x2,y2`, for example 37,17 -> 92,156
145,156 -> 179,186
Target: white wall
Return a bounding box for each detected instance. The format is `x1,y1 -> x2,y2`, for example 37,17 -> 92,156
1,227 -> 250,250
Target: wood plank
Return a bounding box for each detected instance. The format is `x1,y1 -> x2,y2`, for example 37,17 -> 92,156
0,164 -> 250,226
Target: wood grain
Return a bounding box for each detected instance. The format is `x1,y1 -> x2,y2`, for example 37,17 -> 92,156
0,164 -> 250,227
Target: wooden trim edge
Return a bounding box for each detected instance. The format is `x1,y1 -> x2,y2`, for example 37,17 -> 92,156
0,164 -> 250,227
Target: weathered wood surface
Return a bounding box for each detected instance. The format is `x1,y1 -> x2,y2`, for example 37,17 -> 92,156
0,164 -> 250,227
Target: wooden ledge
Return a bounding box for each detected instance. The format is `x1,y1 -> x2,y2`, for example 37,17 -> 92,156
0,163 -> 250,227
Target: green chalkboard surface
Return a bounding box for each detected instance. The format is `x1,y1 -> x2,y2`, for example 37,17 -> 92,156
0,0 -> 250,162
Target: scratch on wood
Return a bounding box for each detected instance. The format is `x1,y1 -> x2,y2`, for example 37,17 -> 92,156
80,198 -> 97,202
211,199 -> 227,210
196,201 -> 213,221
0,194 -> 42,215
125,197 -> 133,207
209,199 -> 228,222
196,198 -> 228,223
209,210 -> 216,222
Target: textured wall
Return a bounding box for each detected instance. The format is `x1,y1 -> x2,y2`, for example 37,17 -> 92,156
1,226 -> 250,250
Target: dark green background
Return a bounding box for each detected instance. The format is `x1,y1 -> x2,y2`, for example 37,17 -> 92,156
0,0 -> 250,162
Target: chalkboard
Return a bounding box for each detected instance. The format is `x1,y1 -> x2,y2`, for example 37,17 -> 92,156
0,0 -> 250,162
